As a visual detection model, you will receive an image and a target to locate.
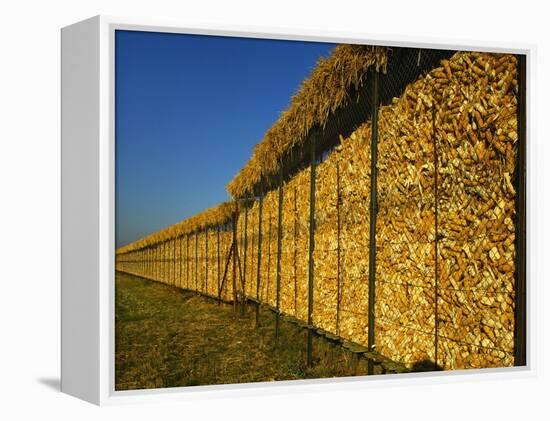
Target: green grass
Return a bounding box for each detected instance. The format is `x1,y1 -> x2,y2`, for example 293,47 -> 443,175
115,271 -> 380,390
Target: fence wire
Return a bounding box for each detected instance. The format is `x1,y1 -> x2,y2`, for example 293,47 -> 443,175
116,47 -> 523,371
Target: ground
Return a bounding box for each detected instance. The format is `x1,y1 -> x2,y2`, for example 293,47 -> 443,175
115,271 -> 381,390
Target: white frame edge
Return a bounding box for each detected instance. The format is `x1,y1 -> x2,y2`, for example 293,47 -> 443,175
61,14 -> 535,406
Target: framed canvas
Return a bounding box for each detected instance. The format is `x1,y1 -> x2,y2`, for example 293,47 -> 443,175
61,15 -> 532,405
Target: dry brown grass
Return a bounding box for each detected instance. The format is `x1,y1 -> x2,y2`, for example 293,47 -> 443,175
115,271 -> 383,390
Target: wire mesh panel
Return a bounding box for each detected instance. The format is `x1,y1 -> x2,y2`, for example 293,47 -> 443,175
311,148 -> 339,335
279,184 -> 295,316
243,202 -> 257,298
435,52 -> 518,369
292,168 -> 311,322
114,47 -> 522,372
258,191 -> 276,307
331,125 -> 372,345
375,70 -> 437,366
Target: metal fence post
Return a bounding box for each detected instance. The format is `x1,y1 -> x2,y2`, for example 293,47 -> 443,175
242,198 -> 249,315
307,131 -> 317,368
186,234 -> 189,289
172,237 -> 176,286
232,204 -> 238,312
255,181 -> 264,328
367,68 -> 380,375
276,163 -> 284,338
266,211 -> 272,304
205,228 -> 209,295
179,235 -> 183,287
163,240 -> 167,283
217,225 -> 221,303
195,231 -> 199,292
336,161 -> 342,336
294,186 -> 298,316
147,247 -> 150,279
157,243 -> 160,281
514,54 -> 527,367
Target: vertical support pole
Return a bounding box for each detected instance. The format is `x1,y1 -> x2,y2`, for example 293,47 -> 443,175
275,163 -> 284,338
432,90 -> 440,371
514,54 -> 527,367
242,199 -> 249,316
163,240 -> 167,283
205,228 -> 209,295
195,231 -> 198,293
232,203 -> 238,312
294,186 -> 298,316
186,234 -> 189,289
179,235 -> 183,288
173,237 -> 176,286
266,211 -> 272,303
256,181 -> 264,328
367,68 -> 380,375
307,131 -> 317,368
217,225 -> 221,303
336,161 -> 342,336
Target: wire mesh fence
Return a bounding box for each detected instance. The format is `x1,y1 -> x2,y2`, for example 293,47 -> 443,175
115,47 -> 525,372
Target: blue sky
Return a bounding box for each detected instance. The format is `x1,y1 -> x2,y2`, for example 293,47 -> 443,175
115,30 -> 335,248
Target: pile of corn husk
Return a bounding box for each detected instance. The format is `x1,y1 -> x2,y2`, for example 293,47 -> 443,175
116,50 -> 518,371
227,45 -> 388,199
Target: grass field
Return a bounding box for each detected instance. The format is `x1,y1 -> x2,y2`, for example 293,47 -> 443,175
115,271 -> 381,390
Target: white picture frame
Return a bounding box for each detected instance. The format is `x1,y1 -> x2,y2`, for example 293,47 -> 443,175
61,15 -> 534,406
